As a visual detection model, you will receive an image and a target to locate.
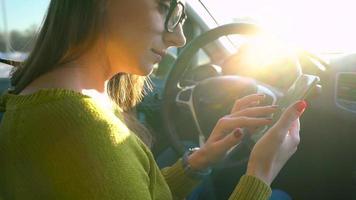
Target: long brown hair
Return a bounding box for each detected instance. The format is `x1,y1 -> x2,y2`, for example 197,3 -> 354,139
10,0 -> 153,145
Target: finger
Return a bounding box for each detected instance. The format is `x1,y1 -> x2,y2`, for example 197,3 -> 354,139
215,116 -> 273,137
230,94 -> 266,113
284,120 -> 301,151
231,105 -> 279,118
289,119 -> 300,146
245,100 -> 261,108
215,128 -> 245,153
288,119 -> 300,142
289,119 -> 300,136
271,100 -> 307,138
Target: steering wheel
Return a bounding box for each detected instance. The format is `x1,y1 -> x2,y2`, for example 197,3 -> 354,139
161,23 -> 299,168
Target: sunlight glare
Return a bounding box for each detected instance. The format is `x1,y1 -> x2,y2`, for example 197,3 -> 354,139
203,0 -> 356,52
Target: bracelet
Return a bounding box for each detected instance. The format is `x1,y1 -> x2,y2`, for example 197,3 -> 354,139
182,147 -> 212,180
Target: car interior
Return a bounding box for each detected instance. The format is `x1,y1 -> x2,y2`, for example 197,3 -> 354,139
1,0 -> 356,199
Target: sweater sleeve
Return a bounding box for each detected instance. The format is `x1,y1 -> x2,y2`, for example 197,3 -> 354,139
228,175 -> 272,200
161,159 -> 201,199
161,159 -> 271,200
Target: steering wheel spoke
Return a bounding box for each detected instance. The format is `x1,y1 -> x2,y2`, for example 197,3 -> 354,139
176,86 -> 207,146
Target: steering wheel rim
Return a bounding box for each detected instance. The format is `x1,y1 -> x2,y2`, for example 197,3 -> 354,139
161,23 -> 265,155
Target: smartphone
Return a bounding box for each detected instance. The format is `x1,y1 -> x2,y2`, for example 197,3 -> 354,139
250,74 -> 320,143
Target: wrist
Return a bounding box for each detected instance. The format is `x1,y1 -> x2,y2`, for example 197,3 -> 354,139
187,147 -> 210,170
182,147 -> 212,180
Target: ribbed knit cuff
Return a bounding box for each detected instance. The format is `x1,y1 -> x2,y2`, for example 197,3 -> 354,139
228,175 -> 272,200
161,159 -> 201,199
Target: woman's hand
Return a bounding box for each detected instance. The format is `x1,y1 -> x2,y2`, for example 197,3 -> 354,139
188,94 -> 279,170
246,100 -> 307,185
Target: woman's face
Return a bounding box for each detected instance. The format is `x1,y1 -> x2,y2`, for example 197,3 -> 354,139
104,0 -> 186,76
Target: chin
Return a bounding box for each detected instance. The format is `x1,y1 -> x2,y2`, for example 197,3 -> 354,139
115,62 -> 153,77
135,63 -> 155,76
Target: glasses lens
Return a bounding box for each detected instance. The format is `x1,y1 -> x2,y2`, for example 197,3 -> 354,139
167,3 -> 184,32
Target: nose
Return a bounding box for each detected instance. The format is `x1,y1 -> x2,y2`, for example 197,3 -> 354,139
163,24 -> 186,48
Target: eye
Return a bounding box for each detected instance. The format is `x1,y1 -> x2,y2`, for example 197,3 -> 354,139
158,1 -> 170,17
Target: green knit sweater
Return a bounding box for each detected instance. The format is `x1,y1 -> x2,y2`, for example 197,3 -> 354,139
0,89 -> 271,200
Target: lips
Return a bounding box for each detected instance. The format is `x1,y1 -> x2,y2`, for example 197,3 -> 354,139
151,48 -> 167,59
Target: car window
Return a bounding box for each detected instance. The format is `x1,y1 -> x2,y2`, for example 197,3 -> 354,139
0,0 -> 50,60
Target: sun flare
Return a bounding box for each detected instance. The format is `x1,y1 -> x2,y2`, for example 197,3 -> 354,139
202,0 -> 356,53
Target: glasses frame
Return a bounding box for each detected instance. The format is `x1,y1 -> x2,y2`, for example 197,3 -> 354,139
164,0 -> 187,33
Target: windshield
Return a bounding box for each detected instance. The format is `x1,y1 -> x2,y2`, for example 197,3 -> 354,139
201,0 -> 356,53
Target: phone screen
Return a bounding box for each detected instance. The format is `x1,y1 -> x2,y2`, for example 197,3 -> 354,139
273,74 -> 319,120
250,74 -> 320,143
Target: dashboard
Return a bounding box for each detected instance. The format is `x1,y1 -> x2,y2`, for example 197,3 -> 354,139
303,53 -> 356,120
333,55 -> 356,114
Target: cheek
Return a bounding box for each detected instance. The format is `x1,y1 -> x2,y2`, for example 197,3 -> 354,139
106,0 -> 164,41
105,1 -> 164,74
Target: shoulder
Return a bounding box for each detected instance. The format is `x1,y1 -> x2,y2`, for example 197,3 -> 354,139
50,95 -> 133,144
3,91 -> 133,146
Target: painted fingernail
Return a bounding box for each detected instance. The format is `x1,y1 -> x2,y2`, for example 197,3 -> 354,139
233,128 -> 243,138
295,100 -> 308,113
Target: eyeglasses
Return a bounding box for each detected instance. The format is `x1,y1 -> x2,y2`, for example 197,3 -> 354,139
165,0 -> 187,32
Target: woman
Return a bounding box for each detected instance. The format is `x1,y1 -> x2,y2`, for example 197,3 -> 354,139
0,0 -> 307,199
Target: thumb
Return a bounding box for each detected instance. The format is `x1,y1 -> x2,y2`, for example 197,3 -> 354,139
273,100 -> 307,136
